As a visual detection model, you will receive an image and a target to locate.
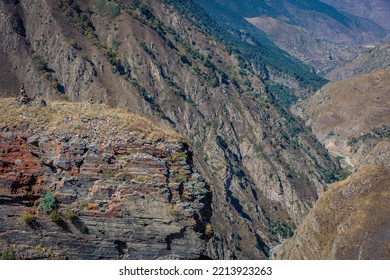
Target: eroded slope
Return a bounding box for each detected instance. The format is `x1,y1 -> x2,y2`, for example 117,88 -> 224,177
275,165 -> 390,260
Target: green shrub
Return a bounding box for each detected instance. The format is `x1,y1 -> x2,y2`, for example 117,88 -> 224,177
134,176 -> 146,182
174,173 -> 187,183
95,0 -> 121,18
20,212 -> 36,223
38,192 -> 56,213
194,183 -> 201,192
49,210 -> 61,222
169,152 -> 188,161
204,223 -> 213,236
0,247 -> 17,260
112,38 -> 121,50
64,208 -> 77,220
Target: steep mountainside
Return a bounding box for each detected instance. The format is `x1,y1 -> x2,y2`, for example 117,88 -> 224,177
0,99 -> 212,259
293,68 -> 390,168
281,67 -> 390,260
196,0 -> 389,73
274,165 -> 390,260
321,0 -> 390,30
326,42 -> 390,80
0,0 -> 342,259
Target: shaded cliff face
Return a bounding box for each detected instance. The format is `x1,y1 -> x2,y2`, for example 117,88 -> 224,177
275,165 -> 390,260
0,0 -> 341,259
0,100 -> 212,259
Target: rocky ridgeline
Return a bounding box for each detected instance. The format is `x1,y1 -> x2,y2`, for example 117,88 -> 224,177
0,101 -> 212,259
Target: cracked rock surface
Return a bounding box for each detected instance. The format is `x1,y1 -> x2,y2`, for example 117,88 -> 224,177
0,101 -> 212,259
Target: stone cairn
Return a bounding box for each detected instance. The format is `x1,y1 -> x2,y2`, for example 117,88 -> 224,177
17,83 -> 47,106
18,83 -> 32,105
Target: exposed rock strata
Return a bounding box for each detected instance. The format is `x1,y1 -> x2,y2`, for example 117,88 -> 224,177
0,101 -> 211,259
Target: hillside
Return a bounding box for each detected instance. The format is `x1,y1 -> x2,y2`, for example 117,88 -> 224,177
274,165 -> 390,260
321,0 -> 390,30
0,0 -> 342,259
0,99 -> 212,259
293,68 -> 390,168
326,42 -> 390,80
196,0 -> 390,74
281,67 -> 390,260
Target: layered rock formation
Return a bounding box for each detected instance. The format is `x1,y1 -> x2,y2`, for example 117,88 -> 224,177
0,99 -> 211,259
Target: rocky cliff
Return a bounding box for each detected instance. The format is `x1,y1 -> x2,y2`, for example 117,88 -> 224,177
0,99 -> 212,259
0,0 -> 342,259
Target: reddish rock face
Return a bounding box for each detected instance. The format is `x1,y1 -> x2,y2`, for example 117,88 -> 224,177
0,131 -> 212,260
0,133 -> 43,195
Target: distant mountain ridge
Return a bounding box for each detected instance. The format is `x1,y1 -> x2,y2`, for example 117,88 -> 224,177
321,0 -> 390,31
326,42 -> 390,80
196,0 -> 390,73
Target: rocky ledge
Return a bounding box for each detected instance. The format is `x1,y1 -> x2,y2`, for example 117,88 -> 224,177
0,99 -> 212,259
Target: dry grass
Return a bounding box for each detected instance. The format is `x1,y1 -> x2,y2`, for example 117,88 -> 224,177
0,98 -> 183,142
278,165 -> 390,259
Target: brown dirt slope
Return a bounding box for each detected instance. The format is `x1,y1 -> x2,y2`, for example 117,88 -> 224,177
294,68 -> 390,168
276,165 -> 390,260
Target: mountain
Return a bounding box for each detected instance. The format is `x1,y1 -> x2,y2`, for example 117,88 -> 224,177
293,68 -> 390,168
274,165 -> 390,260
196,0 -> 390,73
326,42 -> 390,80
0,99 -> 212,259
321,0 -> 390,31
0,0 -> 342,259
281,67 -> 390,260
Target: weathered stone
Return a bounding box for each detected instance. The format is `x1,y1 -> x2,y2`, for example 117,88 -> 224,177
0,128 -> 212,260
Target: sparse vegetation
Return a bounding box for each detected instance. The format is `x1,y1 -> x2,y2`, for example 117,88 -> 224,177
38,192 -> 56,213
169,152 -> 188,162
204,223 -> 214,236
95,0 -> 121,18
134,176 -> 146,182
0,99 -> 184,142
0,247 -> 17,260
174,173 -> 188,183
31,52 -> 63,92
20,212 -> 36,224
64,208 -> 77,220
49,210 -> 61,223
